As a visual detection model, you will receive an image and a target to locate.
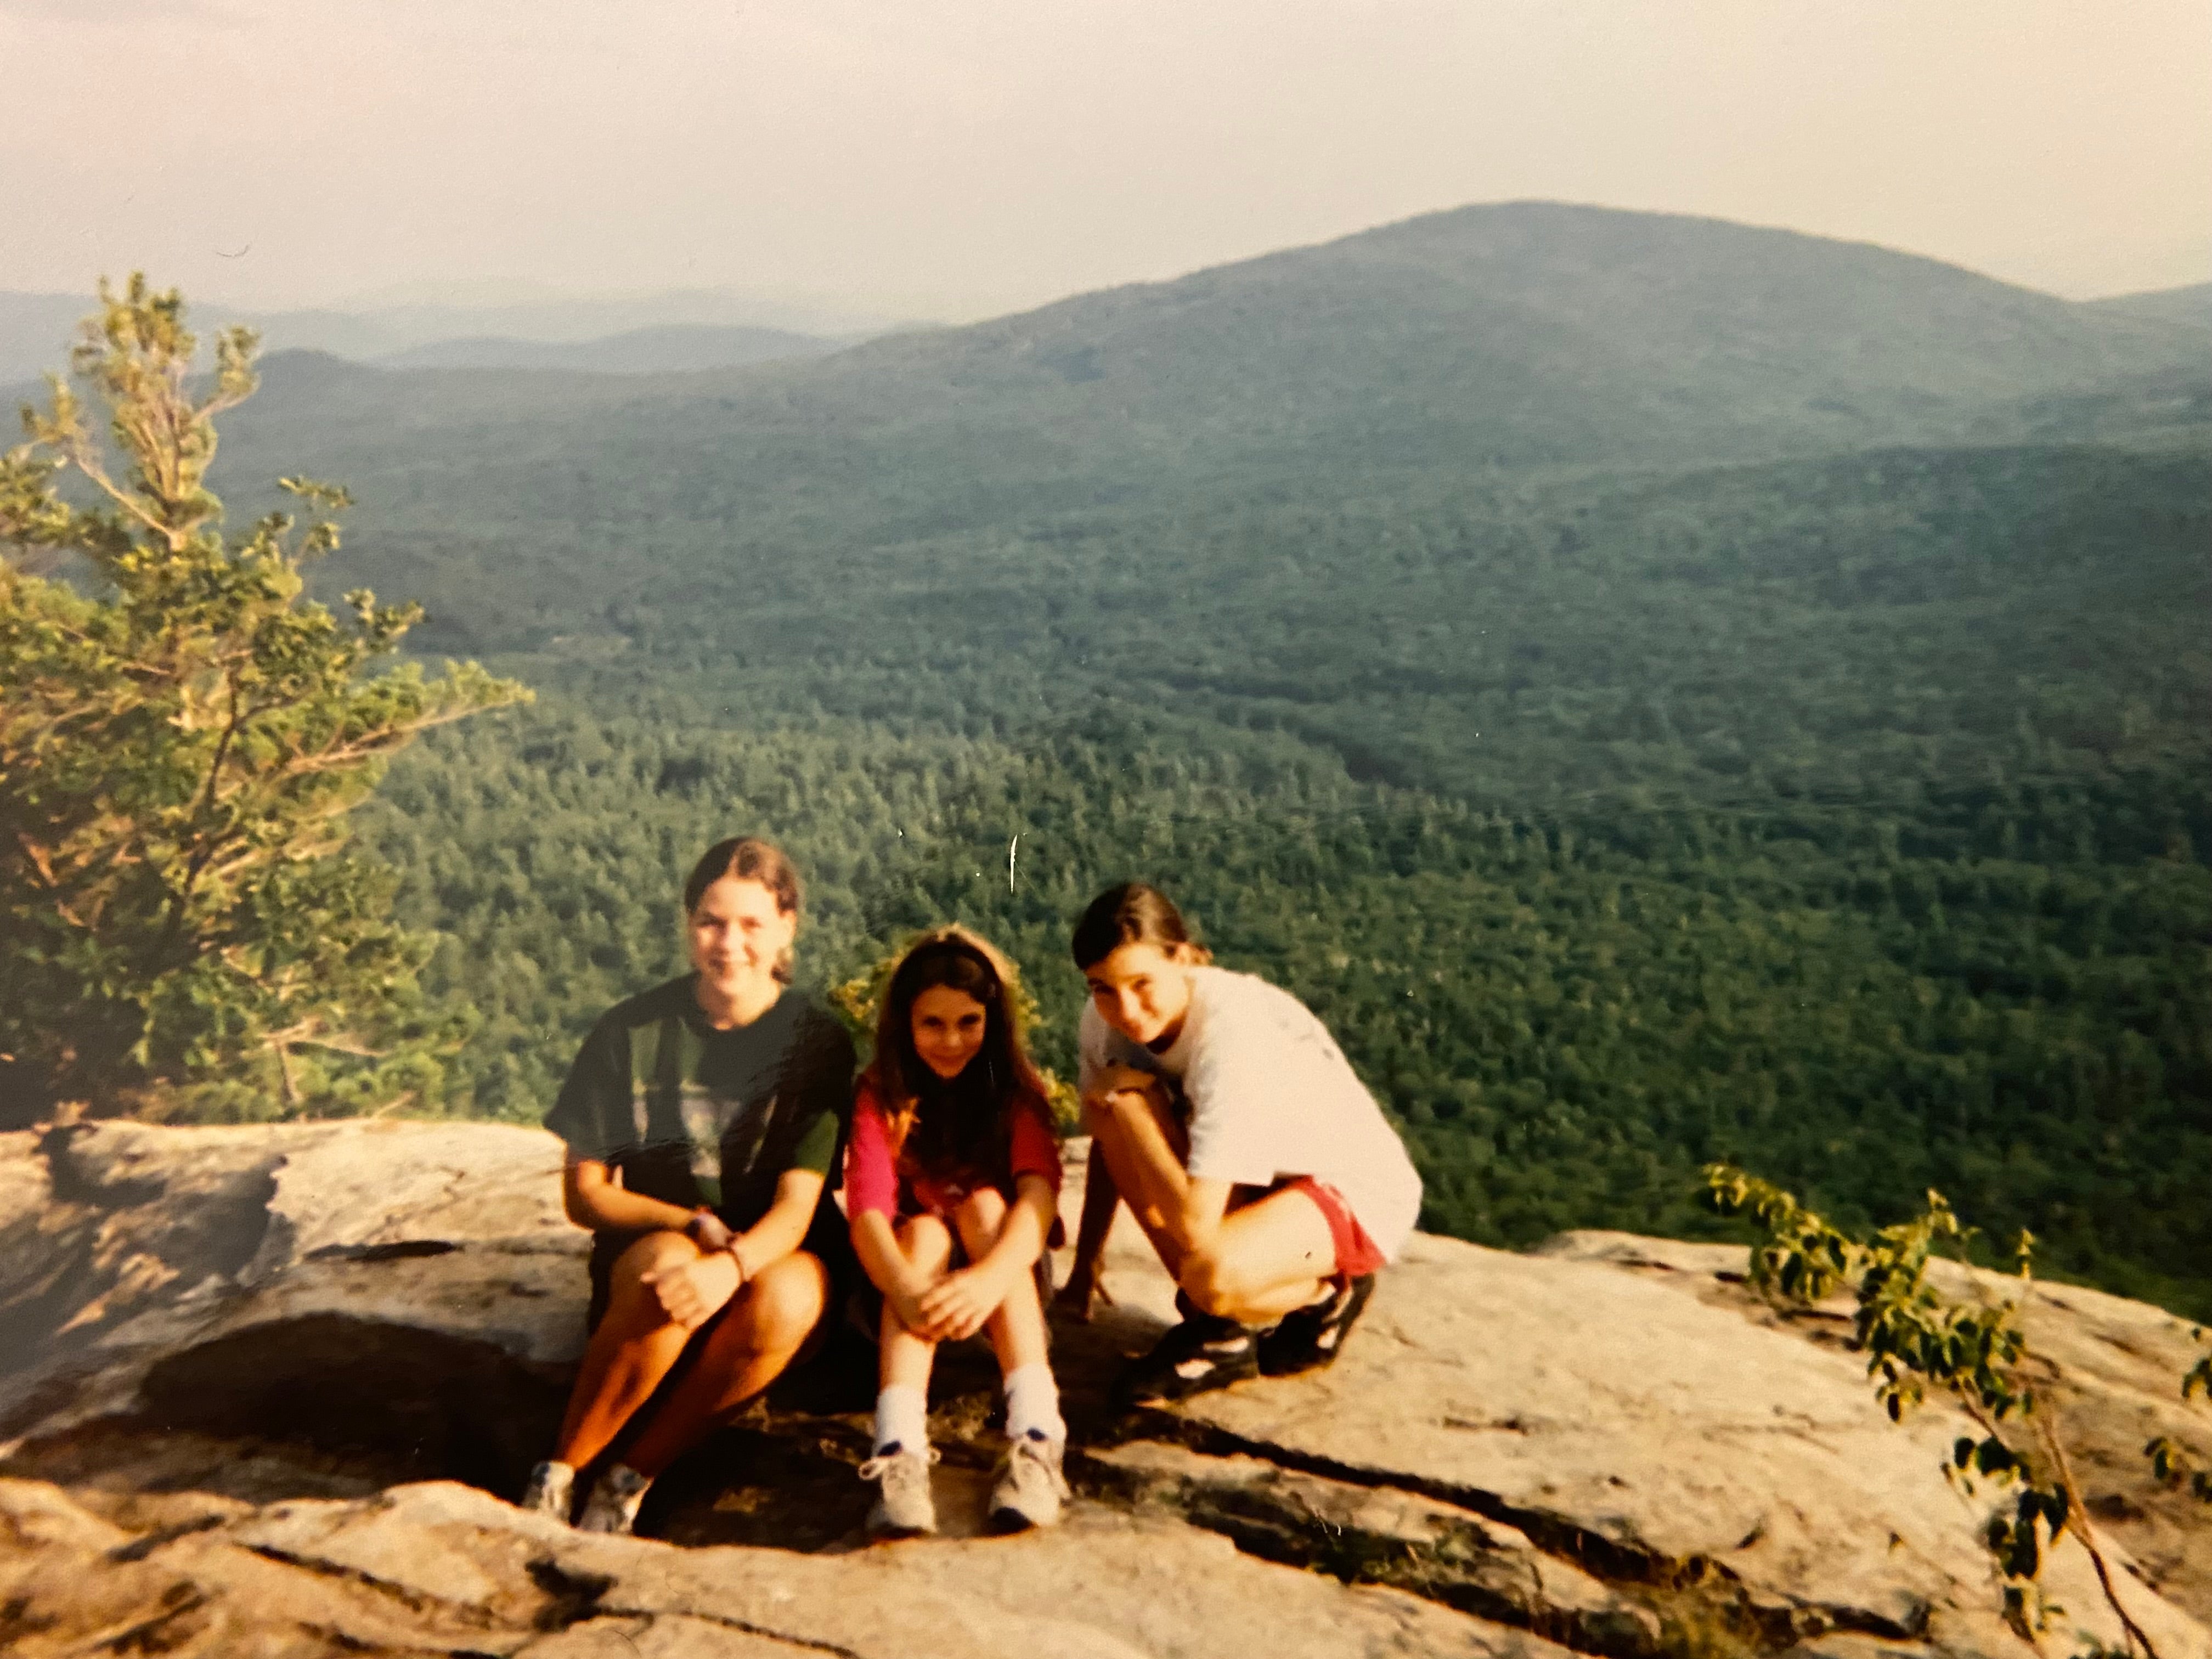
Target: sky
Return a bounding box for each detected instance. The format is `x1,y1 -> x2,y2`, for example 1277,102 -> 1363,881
3,0 -> 2208,323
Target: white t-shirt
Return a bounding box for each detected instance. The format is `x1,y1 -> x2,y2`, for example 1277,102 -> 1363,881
1078,965 -> 1423,1261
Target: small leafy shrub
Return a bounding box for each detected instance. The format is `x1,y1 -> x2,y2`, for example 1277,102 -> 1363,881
1702,1164 -> 2193,1658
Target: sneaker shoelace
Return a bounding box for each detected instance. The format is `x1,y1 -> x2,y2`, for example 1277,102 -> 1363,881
859,1444 -> 941,1481
1012,1436 -> 1071,1497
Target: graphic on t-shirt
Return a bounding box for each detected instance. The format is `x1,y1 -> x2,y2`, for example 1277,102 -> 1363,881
548,978 -> 852,1234
629,1013 -> 781,1210
676,1083 -> 775,1207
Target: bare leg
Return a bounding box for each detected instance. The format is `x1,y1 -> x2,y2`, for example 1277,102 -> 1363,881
1088,1086 -> 1336,1325
878,1214 -> 956,1394
951,1187 -> 1049,1374
619,1251 -> 831,1479
1084,1084 -> 1195,1280
1181,1186 -> 1336,1325
554,1231 -> 703,1470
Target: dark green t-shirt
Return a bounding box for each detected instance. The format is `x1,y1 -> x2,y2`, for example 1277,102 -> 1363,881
544,976 -> 854,1232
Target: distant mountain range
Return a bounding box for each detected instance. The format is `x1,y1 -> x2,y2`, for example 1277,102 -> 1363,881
7,211 -> 2204,394
2088,279 -> 2212,332
11,201 -> 2208,649
0,289 -> 900,383
373,324 -> 842,374
199,202 -> 2209,557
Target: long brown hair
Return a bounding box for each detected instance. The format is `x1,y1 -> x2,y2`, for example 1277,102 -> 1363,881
865,928 -> 1051,1186
683,837 -> 803,984
1070,881 -> 1214,970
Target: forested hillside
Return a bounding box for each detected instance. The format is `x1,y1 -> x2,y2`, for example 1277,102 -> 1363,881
210,203 -> 2209,658
50,205 -> 2212,1315
352,433 -> 2208,1317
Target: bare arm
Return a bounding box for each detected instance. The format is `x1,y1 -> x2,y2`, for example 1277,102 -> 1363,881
917,1172 -> 1056,1341
1054,1141 -> 1121,1318
853,1206 -> 940,1333
561,1153 -> 696,1235
1084,1068 -> 1228,1257
637,1166 -> 828,1330
727,1166 -> 826,1281
1172,1176 -> 1233,1259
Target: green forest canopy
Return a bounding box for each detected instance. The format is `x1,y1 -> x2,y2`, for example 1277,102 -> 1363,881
353,429 -> 2208,1319
32,209 -> 2212,1318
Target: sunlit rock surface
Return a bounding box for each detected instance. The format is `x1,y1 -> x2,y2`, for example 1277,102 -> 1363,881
1,1120 -> 2205,1658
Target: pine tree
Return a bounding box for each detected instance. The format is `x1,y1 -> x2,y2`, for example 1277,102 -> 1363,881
0,276 -> 530,1123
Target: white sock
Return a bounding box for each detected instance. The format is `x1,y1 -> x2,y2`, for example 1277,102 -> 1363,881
873,1384 -> 929,1455
1002,1362 -> 1065,1444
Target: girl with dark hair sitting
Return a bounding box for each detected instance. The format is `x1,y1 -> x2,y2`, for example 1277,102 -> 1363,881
1059,882 -> 1421,1407
845,928 -> 1069,1536
520,836 -> 856,1535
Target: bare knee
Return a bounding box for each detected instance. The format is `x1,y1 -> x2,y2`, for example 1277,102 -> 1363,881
1086,1081 -> 1167,1138
1087,1081 -> 1188,1167
608,1229 -> 701,1324
737,1255 -> 827,1351
895,1214 -> 954,1276
952,1186 -> 1007,1255
1177,1248 -> 1243,1318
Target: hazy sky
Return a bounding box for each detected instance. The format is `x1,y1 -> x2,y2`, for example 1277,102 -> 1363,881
4,0 -> 2207,320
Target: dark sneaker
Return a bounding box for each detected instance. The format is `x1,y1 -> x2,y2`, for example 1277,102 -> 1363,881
1259,1275 -> 1376,1376
1114,1313 -> 1263,1408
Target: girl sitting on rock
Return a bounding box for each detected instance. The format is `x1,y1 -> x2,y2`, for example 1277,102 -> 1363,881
1056,882 -> 1422,1405
845,928 -> 1069,1536
522,836 -> 856,1534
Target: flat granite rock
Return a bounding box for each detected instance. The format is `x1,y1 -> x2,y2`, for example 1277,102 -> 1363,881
1159,1232 -> 2207,1659
0,1475 -> 1565,1659
1535,1229 -> 2212,1630
1,1118 -> 2207,1659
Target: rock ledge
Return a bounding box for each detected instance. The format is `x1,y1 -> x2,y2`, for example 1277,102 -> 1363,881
2,1120 -> 2206,1659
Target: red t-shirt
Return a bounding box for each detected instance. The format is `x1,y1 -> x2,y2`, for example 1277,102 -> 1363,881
844,1076 -> 1062,1222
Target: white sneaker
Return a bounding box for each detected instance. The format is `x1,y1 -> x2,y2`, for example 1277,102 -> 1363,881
858,1443 -> 940,1537
988,1433 -> 1070,1532
576,1463 -> 653,1536
517,1460 -> 575,1523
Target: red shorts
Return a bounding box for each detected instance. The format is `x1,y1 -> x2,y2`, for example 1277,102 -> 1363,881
1233,1176 -> 1386,1284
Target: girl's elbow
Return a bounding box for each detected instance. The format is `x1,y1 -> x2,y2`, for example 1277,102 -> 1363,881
558,1183 -> 598,1231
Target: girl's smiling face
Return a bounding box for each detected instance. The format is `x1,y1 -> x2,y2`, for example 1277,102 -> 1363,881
911,984 -> 989,1080
687,874 -> 795,997
1084,941 -> 1195,1050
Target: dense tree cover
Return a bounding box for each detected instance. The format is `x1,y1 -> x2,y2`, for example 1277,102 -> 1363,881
353,629 -> 2208,1322
313,405 -> 2211,1318
29,227 -> 2204,1319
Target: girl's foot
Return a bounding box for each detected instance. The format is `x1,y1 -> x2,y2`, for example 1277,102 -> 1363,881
1259,1275 -> 1377,1376
1113,1312 -> 1262,1408
517,1459 -> 576,1523
576,1463 -> 654,1536
988,1432 -> 1070,1532
859,1444 -> 940,1537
